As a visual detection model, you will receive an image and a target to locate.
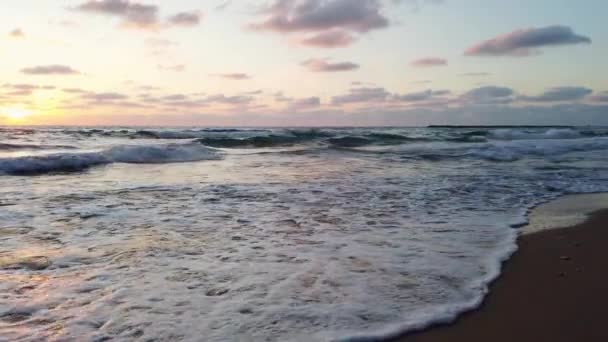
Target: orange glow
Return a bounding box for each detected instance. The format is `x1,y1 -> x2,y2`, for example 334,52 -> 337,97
1,107 -> 33,122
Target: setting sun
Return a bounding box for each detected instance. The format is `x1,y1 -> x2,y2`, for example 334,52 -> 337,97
1,107 -> 33,121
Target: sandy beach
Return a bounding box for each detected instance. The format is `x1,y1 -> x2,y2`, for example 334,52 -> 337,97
396,206 -> 608,342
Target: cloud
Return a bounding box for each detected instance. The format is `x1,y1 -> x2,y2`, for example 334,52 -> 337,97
21,65 -> 80,75
74,0 -> 159,29
139,85 -> 163,91
301,58 -> 359,72
9,28 -> 24,38
465,25 -> 591,57
162,94 -> 189,101
43,103 -> 608,127
460,72 -> 490,77
288,96 -> 321,110
273,91 -> 293,102
63,88 -> 89,94
3,83 -> 39,91
250,0 -> 388,48
332,87 -> 389,104
299,30 -> 355,48
167,11 -> 202,27
158,64 -> 186,72
241,90 -> 263,95
216,1 -> 232,11
410,57 -> 447,67
215,73 -> 251,80
5,89 -> 34,96
251,0 -> 388,33
589,91 -> 608,103
145,38 -> 178,48
393,0 -> 445,11
462,86 -> 514,104
519,86 -> 592,102
393,89 -> 450,102
205,94 -> 254,105
1,84 -> 56,97
82,92 -> 129,101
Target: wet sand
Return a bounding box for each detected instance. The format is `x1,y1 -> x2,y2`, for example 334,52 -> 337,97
395,208 -> 608,342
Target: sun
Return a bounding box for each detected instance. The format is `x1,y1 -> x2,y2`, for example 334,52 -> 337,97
2,107 -> 33,121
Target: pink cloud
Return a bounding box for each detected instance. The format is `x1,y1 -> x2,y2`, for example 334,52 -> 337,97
465,25 -> 591,57
301,58 -> 359,72
410,57 -> 447,67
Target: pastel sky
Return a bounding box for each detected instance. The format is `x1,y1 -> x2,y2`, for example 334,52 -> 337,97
1,0 -> 606,126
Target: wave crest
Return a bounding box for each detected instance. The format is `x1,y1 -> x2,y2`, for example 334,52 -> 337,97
0,144 -> 221,175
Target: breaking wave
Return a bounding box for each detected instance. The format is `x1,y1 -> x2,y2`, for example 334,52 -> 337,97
3,125 -> 608,341
0,144 -> 221,175
487,128 -> 582,140
469,137 -> 608,162
197,135 -> 307,148
0,143 -> 77,150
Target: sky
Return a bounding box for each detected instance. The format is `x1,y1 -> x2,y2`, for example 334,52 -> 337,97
0,0 -> 607,126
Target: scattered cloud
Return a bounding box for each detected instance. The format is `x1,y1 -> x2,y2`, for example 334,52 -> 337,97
589,91 -> 608,103
410,57 -> 447,67
158,64 -> 186,72
162,94 -> 189,101
288,96 -> 321,110
1,84 -> 55,97
393,0 -> 445,11
74,0 -> 159,29
145,38 -> 178,48
3,83 -> 39,91
216,1 -> 232,11
21,65 -> 80,75
215,73 -> 251,80
250,0 -> 389,48
82,92 -> 129,101
462,85 -> 514,104
301,58 -> 359,72
393,89 -> 450,102
205,94 -> 254,105
251,0 -> 388,33
5,89 -> 34,96
167,11 -> 202,27
273,91 -> 293,102
139,85 -> 163,91
332,87 -> 389,104
519,86 -> 592,102
465,25 -> 591,57
460,72 -> 490,77
242,90 -> 263,95
63,88 -> 89,94
9,28 -> 24,38
299,30 -> 355,48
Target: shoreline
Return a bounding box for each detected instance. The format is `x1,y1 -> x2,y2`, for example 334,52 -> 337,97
393,195 -> 608,342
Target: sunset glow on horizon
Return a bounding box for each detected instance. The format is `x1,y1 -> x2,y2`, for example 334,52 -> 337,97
1,0 -> 607,126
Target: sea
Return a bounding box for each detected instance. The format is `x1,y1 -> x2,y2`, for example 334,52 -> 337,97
2,126 -> 608,341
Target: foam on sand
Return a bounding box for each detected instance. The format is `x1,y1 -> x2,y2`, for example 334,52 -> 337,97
525,193 -> 608,234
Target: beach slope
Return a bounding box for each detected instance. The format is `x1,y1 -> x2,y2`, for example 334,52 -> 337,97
396,208 -> 608,342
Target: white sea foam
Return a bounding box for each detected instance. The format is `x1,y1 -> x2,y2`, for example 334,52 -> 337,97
525,193 -> 608,234
488,128 -> 581,140
0,143 -> 220,175
0,152 -> 111,174
469,137 -> 608,161
106,144 -> 221,164
2,127 -> 608,341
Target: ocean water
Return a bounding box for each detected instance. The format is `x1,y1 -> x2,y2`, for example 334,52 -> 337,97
2,126 -> 608,341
